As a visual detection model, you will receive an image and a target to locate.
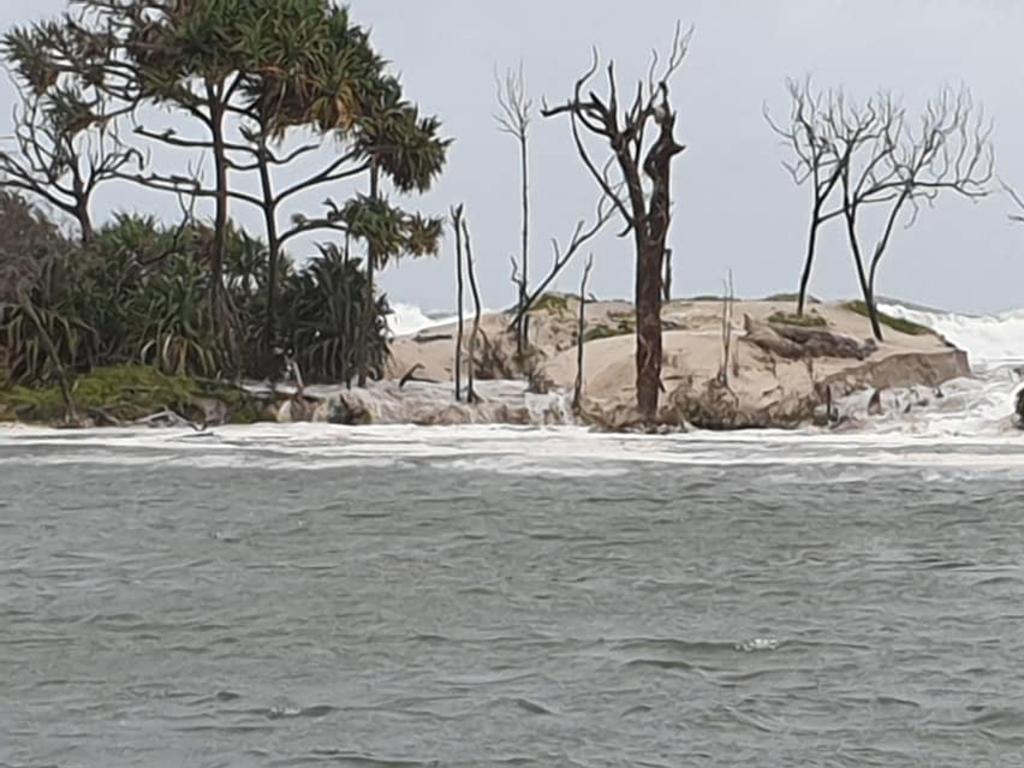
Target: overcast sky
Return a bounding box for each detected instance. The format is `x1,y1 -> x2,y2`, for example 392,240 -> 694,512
3,0 -> 1023,313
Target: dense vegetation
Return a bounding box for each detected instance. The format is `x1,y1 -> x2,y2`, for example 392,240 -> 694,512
0,193 -> 388,388
0,0 -> 447,421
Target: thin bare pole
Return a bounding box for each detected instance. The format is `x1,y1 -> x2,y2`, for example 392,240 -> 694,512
573,254 -> 595,413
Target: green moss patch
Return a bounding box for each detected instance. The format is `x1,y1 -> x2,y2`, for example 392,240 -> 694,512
0,364 -> 268,425
530,292 -> 572,314
767,310 -> 828,328
762,292 -> 822,304
842,301 -> 931,336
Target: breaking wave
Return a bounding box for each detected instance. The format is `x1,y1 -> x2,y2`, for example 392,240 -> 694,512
386,303 -> 457,338
851,302 -> 1024,436
879,303 -> 1024,371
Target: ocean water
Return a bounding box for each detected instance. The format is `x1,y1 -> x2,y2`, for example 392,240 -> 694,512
2,424 -> 1024,766
2,306 -> 1023,766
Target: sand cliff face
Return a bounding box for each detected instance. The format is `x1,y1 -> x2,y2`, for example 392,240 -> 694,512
266,298 -> 969,430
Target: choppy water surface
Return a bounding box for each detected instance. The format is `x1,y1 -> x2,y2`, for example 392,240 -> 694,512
2,424 -> 1024,766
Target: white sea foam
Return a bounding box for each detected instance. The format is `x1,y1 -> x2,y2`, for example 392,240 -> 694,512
386,303 -> 458,337
3,422 -> 1023,476
879,302 -> 1024,370
852,302 -> 1024,436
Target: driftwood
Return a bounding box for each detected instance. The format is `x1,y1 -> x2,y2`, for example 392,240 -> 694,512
399,363 -> 438,388
743,315 -> 875,360
134,409 -> 206,430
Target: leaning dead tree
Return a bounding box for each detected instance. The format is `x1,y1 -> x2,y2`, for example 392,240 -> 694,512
543,24 -> 690,421
495,64 -> 532,359
834,87 -> 993,340
507,190 -> 615,335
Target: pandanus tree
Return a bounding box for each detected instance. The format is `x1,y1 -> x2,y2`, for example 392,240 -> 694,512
53,1 -> 446,369
340,191 -> 444,386
62,0 -> 377,319
344,81 -> 448,386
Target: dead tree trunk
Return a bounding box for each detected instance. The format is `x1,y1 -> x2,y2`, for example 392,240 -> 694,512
496,65 -> 533,359
451,205 -> 466,401
717,270 -> 735,386
574,255 -> 595,413
462,215 -> 483,404
542,24 -> 690,422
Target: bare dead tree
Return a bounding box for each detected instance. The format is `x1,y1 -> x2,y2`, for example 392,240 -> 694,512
717,269 -> 735,387
507,190 -> 615,334
0,60 -> 140,245
1005,181 -> 1024,224
462,214 -> 483,405
573,254 -> 595,413
543,23 -> 691,421
495,63 -> 532,358
765,78 -> 868,316
450,204 -> 465,401
833,87 -> 993,340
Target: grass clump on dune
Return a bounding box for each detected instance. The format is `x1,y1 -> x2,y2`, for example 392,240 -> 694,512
0,364 -> 267,425
842,301 -> 931,336
767,310 -> 828,328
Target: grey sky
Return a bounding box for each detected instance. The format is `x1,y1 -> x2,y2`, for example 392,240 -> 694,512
2,0 -> 1023,313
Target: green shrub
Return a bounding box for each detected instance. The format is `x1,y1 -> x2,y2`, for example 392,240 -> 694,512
767,310 -> 828,328
0,364 -> 271,425
582,317 -> 635,342
0,203 -> 392,391
842,301 -> 931,336
763,292 -> 822,304
531,293 -> 571,314
279,244 -> 390,384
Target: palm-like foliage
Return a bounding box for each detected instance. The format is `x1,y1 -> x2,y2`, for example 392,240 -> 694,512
280,244 -> 389,384
1,202 -> 391,386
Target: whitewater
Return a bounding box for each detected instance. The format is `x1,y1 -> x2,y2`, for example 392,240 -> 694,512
868,302 -> 1024,436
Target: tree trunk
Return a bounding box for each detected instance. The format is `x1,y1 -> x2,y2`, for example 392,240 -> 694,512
209,97 -> 229,324
464,217 -> 482,404
257,134 -> 281,372
844,209 -> 884,342
342,234 -> 352,387
517,132 -> 530,358
797,210 -> 820,316
358,162 -> 380,388
453,207 -> 465,401
635,235 -> 664,421
574,256 -> 594,413
76,201 -> 95,247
